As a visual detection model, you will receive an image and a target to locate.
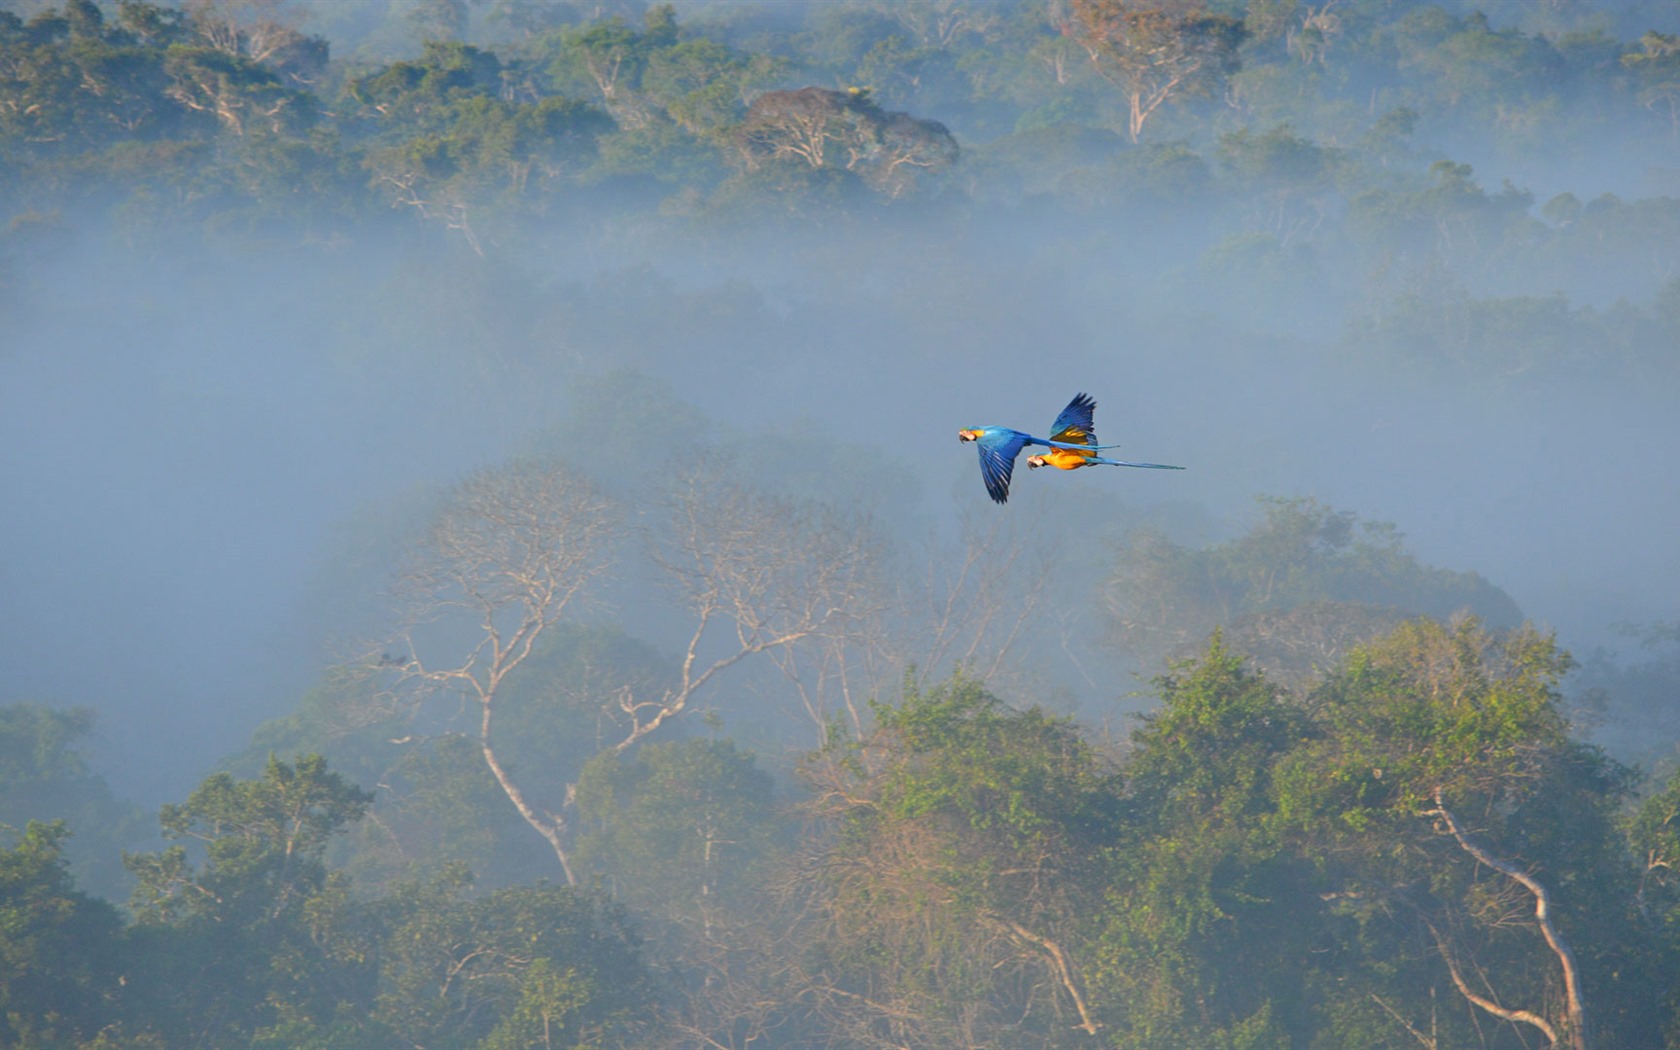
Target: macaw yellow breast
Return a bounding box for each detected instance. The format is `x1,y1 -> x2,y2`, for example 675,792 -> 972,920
1037,447 -> 1096,470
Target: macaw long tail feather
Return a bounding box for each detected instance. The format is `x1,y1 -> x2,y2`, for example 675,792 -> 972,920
1093,458 -> 1185,469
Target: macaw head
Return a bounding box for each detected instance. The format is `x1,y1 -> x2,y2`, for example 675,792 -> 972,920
1026,454 -> 1048,469
958,429 -> 984,443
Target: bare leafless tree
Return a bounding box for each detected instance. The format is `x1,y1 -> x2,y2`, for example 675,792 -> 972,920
619,467 -> 882,753
389,461 -> 620,885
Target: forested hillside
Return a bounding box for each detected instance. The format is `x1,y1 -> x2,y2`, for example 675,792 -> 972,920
4,1 -> 1680,1046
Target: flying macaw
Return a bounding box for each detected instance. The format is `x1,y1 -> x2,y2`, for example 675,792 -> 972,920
958,392 -> 1127,504
1025,392 -> 1183,475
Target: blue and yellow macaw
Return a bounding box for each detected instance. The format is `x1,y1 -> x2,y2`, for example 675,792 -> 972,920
959,393 -> 1129,504
1025,392 -> 1183,476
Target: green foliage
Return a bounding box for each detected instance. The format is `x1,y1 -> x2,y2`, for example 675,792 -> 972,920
729,85 -> 959,203
338,733 -> 524,888
0,0 -> 1677,380
101,757 -> 371,1046
47,752 -> 652,1048
1090,639 -> 1318,1047
1089,621 -> 1666,1048
0,821 -> 124,1049
1128,634 -> 1307,822
1632,767 -> 1680,984
1215,123 -> 1342,241
0,704 -> 147,901
475,957 -> 593,1050
869,670 -> 1117,849
573,737 -> 780,921
791,671 -> 1121,1044
125,753 -> 371,926
348,38 -> 613,236
1278,619 -> 1582,835
367,865 -> 646,1049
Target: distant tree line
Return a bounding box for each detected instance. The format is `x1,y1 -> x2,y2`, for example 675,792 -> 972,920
5,0 -> 1680,384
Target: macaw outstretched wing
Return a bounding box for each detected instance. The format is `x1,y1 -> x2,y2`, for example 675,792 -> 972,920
1048,392 -> 1099,447
975,429 -> 1033,503
1041,436 -> 1122,451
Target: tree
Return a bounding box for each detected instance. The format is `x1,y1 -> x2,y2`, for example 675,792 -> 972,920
733,86 -> 958,199
640,38 -> 756,135
367,865 -> 648,1048
571,737 -> 784,1043
1388,10 -> 1563,126
1422,789 -> 1589,1050
1065,0 -> 1247,142
1215,123 -> 1342,246
0,3 -> 192,158
1088,635 -> 1315,1048
572,738 -> 779,926
0,703 -> 147,901
618,464 -> 881,753
1623,30 -> 1680,143
1279,620 -> 1651,1049
349,42 -> 612,250
120,755 -> 373,1047
537,5 -> 684,129
790,672 -> 1118,1045
389,460 -> 620,885
126,753 -> 372,928
0,821 -> 124,1049
180,0 -> 327,87
382,456 -> 875,890
161,44 -> 307,137
1104,496 -> 1521,682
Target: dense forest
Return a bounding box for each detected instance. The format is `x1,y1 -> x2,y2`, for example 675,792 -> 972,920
5,0 -> 1680,1047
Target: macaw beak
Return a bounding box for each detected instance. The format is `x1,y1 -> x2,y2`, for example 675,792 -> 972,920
958,430 -> 978,443
1027,456 -> 1044,469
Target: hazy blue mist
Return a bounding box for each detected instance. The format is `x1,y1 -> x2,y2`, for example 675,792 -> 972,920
4,0 -> 1679,809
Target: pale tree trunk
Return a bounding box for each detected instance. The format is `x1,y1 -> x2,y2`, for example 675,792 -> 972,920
480,697 -> 573,885
988,915 -> 1100,1036
394,463 -> 617,887
1426,788 -> 1589,1050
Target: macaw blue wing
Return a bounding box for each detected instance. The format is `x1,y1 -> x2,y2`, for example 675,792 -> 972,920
1048,392 -> 1098,447
1041,435 -> 1123,451
976,429 -> 1032,503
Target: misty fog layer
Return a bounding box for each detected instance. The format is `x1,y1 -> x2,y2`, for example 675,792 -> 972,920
6,220 -> 1675,801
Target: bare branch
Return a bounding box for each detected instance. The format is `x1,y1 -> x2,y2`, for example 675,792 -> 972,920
1370,993 -> 1437,1050
1425,915 -> 1559,1047
986,915 -> 1101,1036
620,468 -> 881,753
390,461 -> 620,884
1425,788 -> 1589,1050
